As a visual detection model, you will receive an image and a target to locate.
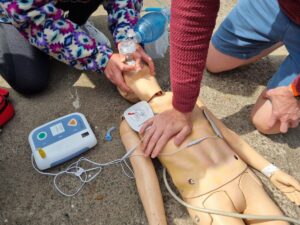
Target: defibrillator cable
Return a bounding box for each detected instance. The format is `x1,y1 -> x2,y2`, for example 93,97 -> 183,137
31,140 -> 139,197
31,109 -> 300,223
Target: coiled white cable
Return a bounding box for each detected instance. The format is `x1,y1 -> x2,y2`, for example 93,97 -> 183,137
31,143 -> 138,197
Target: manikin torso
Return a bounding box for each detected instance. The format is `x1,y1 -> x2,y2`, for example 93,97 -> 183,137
122,66 -> 247,198
150,91 -> 235,166
119,65 -> 291,225
149,92 -> 247,198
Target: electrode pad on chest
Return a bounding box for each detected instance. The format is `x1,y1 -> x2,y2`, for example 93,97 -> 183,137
124,101 -> 154,132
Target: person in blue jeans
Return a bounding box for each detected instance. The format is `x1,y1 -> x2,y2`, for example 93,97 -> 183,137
207,0 -> 300,135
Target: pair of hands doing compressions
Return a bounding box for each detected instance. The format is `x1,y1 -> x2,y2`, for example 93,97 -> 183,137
105,44 -> 300,163
104,43 -> 193,158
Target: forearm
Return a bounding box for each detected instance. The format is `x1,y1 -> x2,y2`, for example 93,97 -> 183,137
1,0 -> 112,73
221,127 -> 270,171
104,0 -> 143,46
129,153 -> 167,225
120,121 -> 167,225
171,0 -> 220,113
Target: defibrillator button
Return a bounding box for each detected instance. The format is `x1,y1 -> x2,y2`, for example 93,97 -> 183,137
38,148 -> 46,159
37,132 -> 47,140
68,119 -> 77,126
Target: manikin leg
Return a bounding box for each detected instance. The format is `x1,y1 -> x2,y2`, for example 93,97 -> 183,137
184,170 -> 288,225
240,171 -> 288,225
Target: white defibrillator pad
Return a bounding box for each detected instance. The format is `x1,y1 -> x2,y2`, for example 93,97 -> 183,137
124,101 -> 154,132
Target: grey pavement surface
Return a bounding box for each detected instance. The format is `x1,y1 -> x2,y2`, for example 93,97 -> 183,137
0,1 -> 299,225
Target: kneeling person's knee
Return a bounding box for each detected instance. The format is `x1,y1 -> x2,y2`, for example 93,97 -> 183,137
11,68 -> 50,95
250,96 -> 281,135
2,54 -> 50,95
251,113 -> 280,135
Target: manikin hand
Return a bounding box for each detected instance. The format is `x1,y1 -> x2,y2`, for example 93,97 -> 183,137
270,170 -> 300,205
140,108 -> 193,158
265,86 -> 300,133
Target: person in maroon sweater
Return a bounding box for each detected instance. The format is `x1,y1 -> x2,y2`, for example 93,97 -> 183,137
140,0 -> 300,158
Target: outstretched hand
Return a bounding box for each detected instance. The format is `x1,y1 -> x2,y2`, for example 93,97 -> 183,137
270,170 -> 300,205
140,108 -> 193,158
265,86 -> 300,133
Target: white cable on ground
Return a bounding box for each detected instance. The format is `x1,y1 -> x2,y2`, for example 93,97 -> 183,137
31,142 -> 138,197
32,128 -> 300,223
162,168 -> 300,224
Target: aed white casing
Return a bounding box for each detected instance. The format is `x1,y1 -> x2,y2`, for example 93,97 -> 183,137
29,113 -> 97,170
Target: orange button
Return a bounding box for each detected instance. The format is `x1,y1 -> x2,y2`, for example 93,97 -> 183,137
68,119 -> 77,126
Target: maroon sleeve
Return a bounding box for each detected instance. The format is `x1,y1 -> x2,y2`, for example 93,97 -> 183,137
170,0 -> 220,112
291,75 -> 300,96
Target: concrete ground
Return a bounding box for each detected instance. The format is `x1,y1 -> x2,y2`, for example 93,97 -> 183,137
0,1 -> 299,225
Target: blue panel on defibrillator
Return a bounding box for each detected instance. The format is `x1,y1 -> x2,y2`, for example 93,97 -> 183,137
31,114 -> 86,149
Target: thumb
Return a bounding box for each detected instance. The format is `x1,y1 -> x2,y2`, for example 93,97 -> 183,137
291,179 -> 300,191
285,177 -> 300,191
114,71 -> 131,93
122,64 -> 136,72
265,89 -> 272,99
264,91 -> 269,98
174,125 -> 192,146
133,53 -> 142,71
279,119 -> 289,133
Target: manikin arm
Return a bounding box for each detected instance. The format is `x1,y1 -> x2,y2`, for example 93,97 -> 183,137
119,120 -> 168,225
196,100 -> 300,205
196,100 -> 270,171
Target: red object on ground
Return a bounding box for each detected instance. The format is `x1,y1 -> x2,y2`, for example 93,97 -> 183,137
0,88 -> 15,127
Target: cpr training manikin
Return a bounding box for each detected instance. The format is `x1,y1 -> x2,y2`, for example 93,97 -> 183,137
118,56 -> 300,225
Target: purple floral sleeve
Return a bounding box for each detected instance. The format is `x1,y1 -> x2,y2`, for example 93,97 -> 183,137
0,0 -> 113,73
104,0 -> 143,45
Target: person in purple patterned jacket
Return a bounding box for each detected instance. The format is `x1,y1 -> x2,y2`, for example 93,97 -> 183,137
0,0 -> 154,94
